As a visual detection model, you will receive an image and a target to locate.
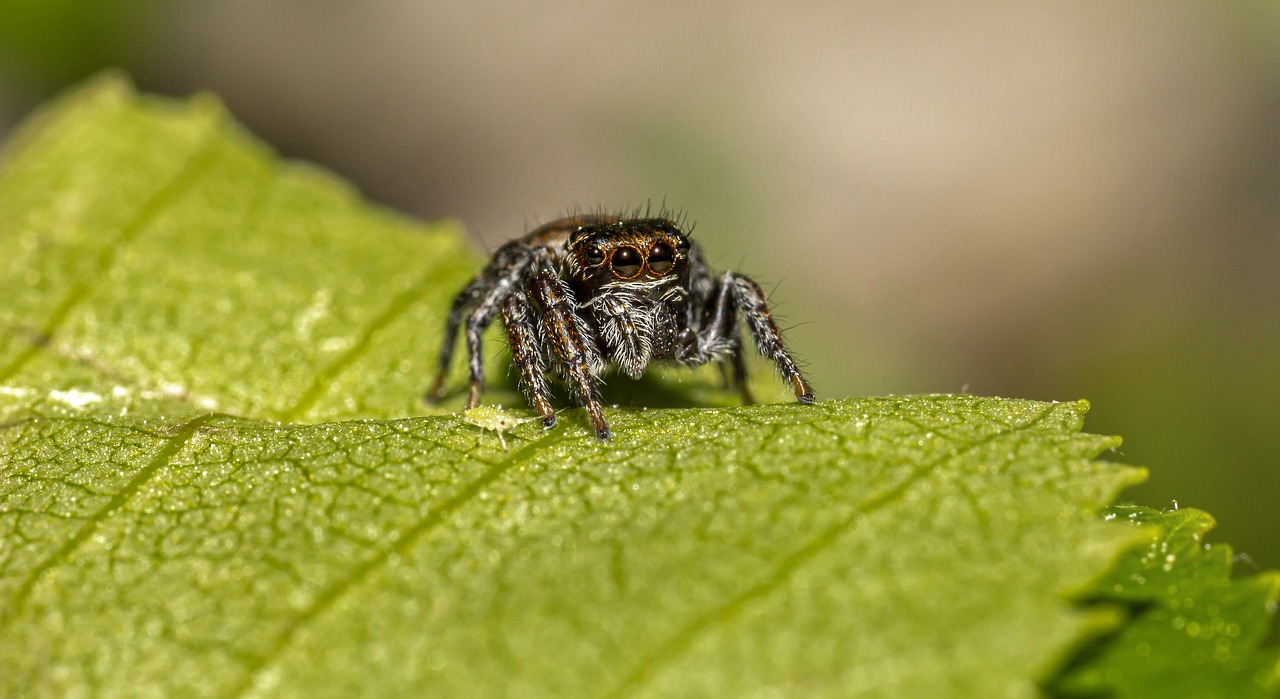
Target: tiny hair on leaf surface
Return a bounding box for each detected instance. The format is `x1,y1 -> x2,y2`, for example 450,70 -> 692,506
0,74 -> 1276,697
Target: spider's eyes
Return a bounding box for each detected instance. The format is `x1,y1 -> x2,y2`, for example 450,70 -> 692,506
610,246 -> 643,279
675,236 -> 691,252
584,245 -> 605,267
648,242 -> 675,275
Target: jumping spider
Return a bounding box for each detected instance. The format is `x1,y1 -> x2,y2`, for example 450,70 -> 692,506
426,213 -> 815,440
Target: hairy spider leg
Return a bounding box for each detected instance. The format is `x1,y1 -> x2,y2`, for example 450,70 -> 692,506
425,245 -> 531,404
727,331 -> 755,405
679,271 -> 757,405
710,270 -> 755,404
426,281 -> 480,402
712,342 -> 754,404
727,272 -> 815,403
677,270 -> 742,364
527,272 -> 611,440
501,292 -> 557,428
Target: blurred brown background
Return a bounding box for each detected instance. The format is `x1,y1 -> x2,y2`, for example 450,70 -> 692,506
2,1 -> 1276,567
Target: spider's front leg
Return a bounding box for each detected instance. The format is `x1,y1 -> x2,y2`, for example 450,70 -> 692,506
716,271 -> 814,401
527,272 -> 611,440
501,291 -> 557,429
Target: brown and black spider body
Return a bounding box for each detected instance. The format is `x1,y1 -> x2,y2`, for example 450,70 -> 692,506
426,213 -> 814,440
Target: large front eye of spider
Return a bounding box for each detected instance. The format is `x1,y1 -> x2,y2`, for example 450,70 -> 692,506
647,242 -> 675,275
584,244 -> 606,267
610,246 -> 643,279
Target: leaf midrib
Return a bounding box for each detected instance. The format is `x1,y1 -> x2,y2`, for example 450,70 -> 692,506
2,413 -> 215,623
0,122 -> 224,384
224,425 -> 576,698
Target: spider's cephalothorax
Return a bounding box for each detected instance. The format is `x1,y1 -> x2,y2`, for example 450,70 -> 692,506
426,213 -> 815,440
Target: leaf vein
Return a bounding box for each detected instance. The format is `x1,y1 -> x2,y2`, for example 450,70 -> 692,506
1,413 -> 214,626
225,430 -> 569,699
278,263 -> 450,421
610,404 -> 1060,696
0,126 -> 224,383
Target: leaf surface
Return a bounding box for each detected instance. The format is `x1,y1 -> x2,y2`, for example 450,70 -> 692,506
0,75 -> 1275,698
1054,504 -> 1280,698
1,397 -> 1144,697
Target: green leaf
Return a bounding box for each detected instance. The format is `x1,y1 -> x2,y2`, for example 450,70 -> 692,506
2,398 -> 1144,697
0,73 -> 487,424
1053,504 -> 1280,698
0,74 -> 1275,697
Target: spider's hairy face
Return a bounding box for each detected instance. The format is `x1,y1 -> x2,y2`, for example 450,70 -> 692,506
566,217 -> 692,293
563,217 -> 695,378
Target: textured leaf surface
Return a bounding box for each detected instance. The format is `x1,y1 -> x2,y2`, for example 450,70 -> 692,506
0,75 -> 483,424
1054,505 -> 1280,698
0,75 -> 1274,698
2,398 -> 1142,697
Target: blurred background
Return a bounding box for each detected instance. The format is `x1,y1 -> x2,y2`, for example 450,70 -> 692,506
1,1 -> 1276,567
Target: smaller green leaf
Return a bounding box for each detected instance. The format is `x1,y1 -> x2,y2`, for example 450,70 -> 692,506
1052,504 -> 1280,698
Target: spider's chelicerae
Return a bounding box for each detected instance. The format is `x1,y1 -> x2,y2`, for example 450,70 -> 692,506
426,213 -> 815,440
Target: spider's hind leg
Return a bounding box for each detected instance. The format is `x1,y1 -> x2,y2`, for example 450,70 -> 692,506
725,334 -> 755,405
425,281 -> 481,403
424,244 -> 531,404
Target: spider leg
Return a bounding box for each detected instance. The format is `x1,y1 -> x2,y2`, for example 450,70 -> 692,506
528,272 -> 610,440
726,272 -> 815,404
696,309 -> 752,401
425,277 -> 487,402
682,274 -> 759,405
424,246 -> 531,404
727,332 -> 755,405
501,291 -> 557,429
702,281 -> 756,404
676,275 -> 736,367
